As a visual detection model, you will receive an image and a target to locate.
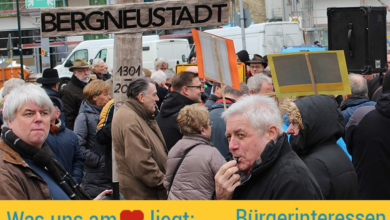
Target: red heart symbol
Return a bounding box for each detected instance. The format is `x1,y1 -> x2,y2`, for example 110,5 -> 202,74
120,210 -> 144,220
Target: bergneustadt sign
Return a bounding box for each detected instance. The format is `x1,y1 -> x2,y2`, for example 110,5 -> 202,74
40,0 -> 230,37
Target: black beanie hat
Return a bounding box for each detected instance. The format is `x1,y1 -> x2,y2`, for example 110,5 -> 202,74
236,50 -> 250,64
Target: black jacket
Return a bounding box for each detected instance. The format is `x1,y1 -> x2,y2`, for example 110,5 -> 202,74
345,93 -> 390,199
62,75 -> 89,130
232,134 -> 323,200
155,91 -> 196,151
42,86 -> 66,123
291,95 -> 358,199
74,100 -> 112,198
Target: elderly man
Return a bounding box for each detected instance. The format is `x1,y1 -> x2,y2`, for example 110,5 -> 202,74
215,95 -> 323,200
91,58 -> 111,81
0,84 -> 90,200
151,70 -> 168,109
341,73 -> 376,125
247,73 -> 274,94
112,77 -> 168,200
156,71 -> 204,150
154,57 -> 169,71
210,83 -> 249,159
62,59 -> 91,130
37,68 -> 66,123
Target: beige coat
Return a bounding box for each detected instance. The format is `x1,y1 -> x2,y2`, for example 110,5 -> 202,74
112,99 -> 168,199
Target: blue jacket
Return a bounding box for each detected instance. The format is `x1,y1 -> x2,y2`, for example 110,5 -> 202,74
46,119 -> 84,184
341,98 -> 376,125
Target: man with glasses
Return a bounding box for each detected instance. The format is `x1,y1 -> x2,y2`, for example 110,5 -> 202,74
156,71 -> 204,151
62,59 -> 92,130
91,58 -> 111,81
247,54 -> 267,80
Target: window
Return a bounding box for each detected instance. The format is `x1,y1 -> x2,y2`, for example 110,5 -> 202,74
84,34 -> 109,41
89,0 -> 106,5
55,0 -> 68,7
0,0 -> 13,10
69,49 -> 88,64
95,49 -> 107,62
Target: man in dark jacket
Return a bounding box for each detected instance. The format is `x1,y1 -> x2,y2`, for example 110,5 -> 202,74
37,68 -> 66,123
46,97 -> 84,184
204,82 -> 222,111
345,72 -> 390,199
156,71 -> 203,150
341,73 -> 376,125
283,95 -> 358,199
215,95 -> 323,200
62,59 -> 91,130
210,83 -> 249,159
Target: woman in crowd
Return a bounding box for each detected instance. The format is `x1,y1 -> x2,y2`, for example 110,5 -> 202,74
164,104 -> 226,200
74,80 -> 112,198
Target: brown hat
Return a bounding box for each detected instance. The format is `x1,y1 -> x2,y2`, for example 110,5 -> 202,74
247,54 -> 266,64
69,59 -> 90,71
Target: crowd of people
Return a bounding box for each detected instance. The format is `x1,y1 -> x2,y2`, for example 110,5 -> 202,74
0,50 -> 389,200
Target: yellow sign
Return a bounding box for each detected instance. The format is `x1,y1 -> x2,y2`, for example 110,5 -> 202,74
0,201 -> 389,220
268,50 -> 351,97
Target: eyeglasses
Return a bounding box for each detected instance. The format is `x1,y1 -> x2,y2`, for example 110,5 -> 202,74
186,85 -> 202,90
208,121 -> 213,127
250,65 -> 263,69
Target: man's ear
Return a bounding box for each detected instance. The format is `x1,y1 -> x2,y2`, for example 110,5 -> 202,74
250,89 -> 255,94
182,86 -> 189,96
137,93 -> 144,103
266,125 -> 278,141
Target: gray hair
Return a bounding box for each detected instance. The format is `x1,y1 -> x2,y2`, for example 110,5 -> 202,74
126,77 -> 156,99
92,58 -> 104,68
349,73 -> 368,97
3,83 -> 54,127
164,69 -> 176,79
247,73 -> 273,93
224,82 -> 250,97
222,95 -> 284,136
151,70 -> 167,85
154,57 -> 169,70
2,78 -> 26,98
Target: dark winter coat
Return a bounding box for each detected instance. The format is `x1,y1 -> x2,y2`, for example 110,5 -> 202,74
46,119 -> 84,184
74,100 -> 111,198
209,98 -> 235,159
156,86 -> 168,110
62,75 -> 89,130
291,95 -> 358,199
42,86 -> 66,123
345,93 -> 390,199
155,91 -> 196,151
340,97 -> 376,125
204,94 -> 219,111
232,134 -> 323,200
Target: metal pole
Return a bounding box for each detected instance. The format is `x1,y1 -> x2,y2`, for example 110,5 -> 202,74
16,0 -> 24,79
239,0 -> 246,50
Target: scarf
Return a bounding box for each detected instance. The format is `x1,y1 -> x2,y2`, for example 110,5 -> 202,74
2,127 -> 90,200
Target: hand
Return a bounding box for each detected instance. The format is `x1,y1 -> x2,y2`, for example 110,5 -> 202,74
214,160 -> 241,200
94,189 -> 113,200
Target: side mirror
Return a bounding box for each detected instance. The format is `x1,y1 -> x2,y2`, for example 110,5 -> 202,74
182,55 -> 188,63
89,59 -> 93,65
64,59 -> 72,67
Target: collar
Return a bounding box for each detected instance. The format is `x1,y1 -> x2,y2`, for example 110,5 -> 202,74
0,140 -> 28,167
215,97 -> 236,104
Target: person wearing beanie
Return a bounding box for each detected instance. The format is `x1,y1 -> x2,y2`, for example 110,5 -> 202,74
345,72 -> 390,199
236,50 -> 250,64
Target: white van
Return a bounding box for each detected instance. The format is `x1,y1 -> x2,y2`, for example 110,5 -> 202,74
94,39 -> 190,74
55,35 -> 160,89
204,22 -> 304,57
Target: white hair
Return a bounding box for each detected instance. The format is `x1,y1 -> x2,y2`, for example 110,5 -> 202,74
92,58 -> 104,68
3,83 -> 53,127
164,69 -> 176,79
154,57 -> 168,70
247,73 -> 273,93
349,73 -> 368,97
222,95 -> 284,136
151,70 -> 167,85
2,78 -> 26,98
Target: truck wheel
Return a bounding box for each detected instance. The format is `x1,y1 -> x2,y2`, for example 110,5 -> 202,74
59,79 -> 70,94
